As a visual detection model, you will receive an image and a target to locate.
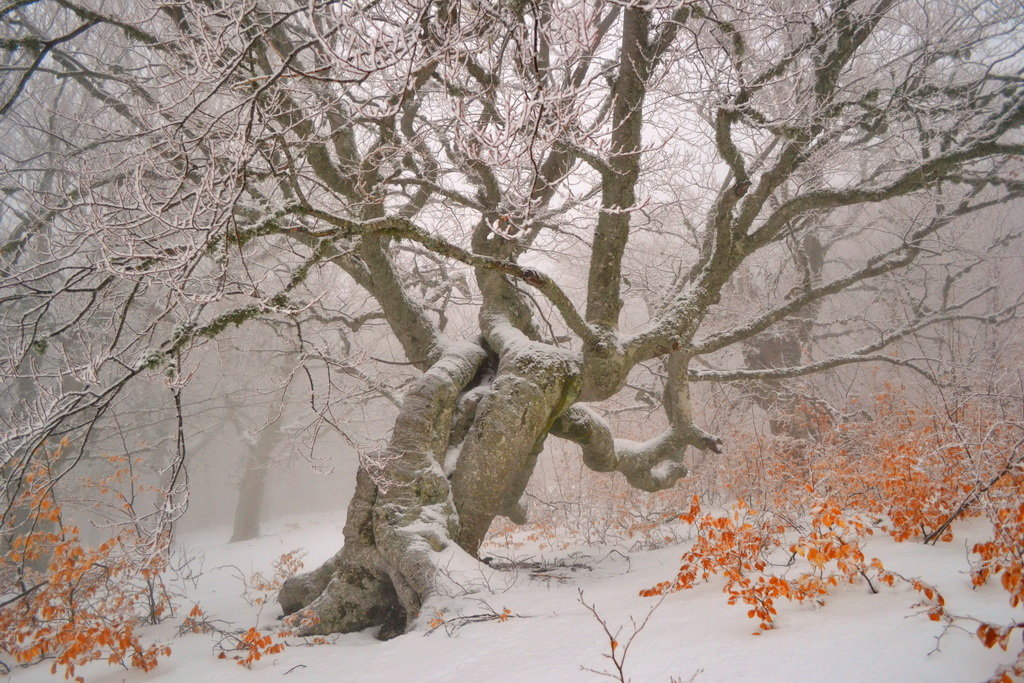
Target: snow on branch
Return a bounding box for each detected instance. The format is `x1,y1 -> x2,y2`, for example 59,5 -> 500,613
551,404 -> 721,494
274,204 -> 600,346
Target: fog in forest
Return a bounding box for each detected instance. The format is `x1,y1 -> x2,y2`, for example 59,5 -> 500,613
1,0 -> 1023,678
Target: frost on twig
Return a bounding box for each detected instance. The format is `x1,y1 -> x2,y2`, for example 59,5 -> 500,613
578,588 -> 668,683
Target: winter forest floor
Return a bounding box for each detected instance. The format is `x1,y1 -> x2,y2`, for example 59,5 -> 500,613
5,397 -> 1024,682
7,507 -> 1020,683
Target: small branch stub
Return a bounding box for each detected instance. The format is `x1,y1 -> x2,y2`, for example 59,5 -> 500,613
732,179 -> 751,198
520,268 -> 547,287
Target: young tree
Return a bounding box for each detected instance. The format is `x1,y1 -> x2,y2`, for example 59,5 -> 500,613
2,0 -> 1023,638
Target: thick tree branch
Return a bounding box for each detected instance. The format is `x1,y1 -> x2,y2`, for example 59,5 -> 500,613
282,206 -> 599,346
551,402 -> 720,493
585,6 -> 650,329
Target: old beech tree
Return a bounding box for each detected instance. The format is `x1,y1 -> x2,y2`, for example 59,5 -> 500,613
2,0 -> 1023,637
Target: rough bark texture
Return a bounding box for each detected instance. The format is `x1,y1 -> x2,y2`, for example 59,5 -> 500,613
280,343 -> 489,637
451,340 -> 581,551
278,336 -> 720,638
279,332 -> 593,636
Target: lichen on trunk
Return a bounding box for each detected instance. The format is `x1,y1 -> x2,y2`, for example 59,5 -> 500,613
451,337 -> 582,551
280,341 -> 485,636
278,334 -> 587,638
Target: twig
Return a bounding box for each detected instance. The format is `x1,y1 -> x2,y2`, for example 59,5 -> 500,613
578,588 -> 666,683
425,601 -> 523,637
0,581 -> 48,609
924,436 -> 1024,545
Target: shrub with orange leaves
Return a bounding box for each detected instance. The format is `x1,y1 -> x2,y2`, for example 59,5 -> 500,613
228,627 -> 286,668
176,551 -> 327,668
182,602 -> 297,667
245,549 -> 305,610
648,385 -> 1024,679
972,500 -> 1024,607
719,390 -> 1023,545
641,495 -> 880,630
976,620 -> 1024,683
969,497 -> 1024,682
0,445 -> 173,680
789,501 -> 874,592
639,497 -> 786,628
176,550 -> 310,668
425,604 -> 518,636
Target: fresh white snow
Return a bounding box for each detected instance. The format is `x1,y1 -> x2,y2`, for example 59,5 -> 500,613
7,512 -> 1020,683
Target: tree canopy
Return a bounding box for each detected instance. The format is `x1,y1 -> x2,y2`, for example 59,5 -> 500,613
2,0 -> 1023,637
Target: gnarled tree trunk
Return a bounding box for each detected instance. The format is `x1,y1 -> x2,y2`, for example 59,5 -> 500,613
278,334 -> 588,637
279,323 -> 725,638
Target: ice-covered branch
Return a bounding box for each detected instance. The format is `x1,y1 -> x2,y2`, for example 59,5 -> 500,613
551,404 -> 721,493
284,206 -> 599,346
692,298 -> 1023,385
749,142 -> 1024,249
690,250 -> 917,356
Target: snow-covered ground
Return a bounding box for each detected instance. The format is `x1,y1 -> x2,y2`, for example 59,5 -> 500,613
8,511 -> 1020,682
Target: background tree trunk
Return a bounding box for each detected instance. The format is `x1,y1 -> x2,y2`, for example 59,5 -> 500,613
229,422 -> 280,544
